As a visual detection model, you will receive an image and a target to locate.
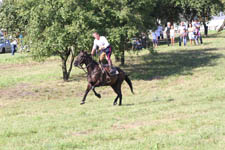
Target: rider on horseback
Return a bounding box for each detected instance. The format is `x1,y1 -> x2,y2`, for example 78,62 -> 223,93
91,32 -> 117,75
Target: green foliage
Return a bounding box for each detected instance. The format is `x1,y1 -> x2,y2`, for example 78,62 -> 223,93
174,0 -> 224,22
0,0 -> 19,35
154,0 -> 182,24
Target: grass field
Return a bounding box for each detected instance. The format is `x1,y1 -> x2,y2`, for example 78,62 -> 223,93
0,31 -> 225,150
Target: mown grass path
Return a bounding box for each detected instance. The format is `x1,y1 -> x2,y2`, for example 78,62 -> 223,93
0,31 -> 225,150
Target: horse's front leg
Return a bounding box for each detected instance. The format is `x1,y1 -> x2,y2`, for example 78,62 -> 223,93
92,87 -> 101,98
91,80 -> 102,99
80,83 -> 92,105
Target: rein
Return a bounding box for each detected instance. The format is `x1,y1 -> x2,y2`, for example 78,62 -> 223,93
77,63 -> 92,74
76,56 -> 94,74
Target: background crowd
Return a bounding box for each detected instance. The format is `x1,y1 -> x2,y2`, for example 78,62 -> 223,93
151,19 -> 203,48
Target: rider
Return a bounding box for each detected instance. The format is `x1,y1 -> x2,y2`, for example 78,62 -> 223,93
91,32 -> 115,75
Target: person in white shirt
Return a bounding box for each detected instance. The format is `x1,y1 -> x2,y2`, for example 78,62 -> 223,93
164,22 -> 171,46
91,32 -> 114,74
193,19 -> 203,45
11,39 -> 17,55
178,22 -> 187,46
188,23 -> 195,45
170,25 -> 175,46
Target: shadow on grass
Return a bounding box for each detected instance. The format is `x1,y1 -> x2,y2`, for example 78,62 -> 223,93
122,48 -> 224,80
205,31 -> 225,38
70,47 -> 224,81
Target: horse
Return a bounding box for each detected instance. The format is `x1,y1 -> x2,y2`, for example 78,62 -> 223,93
74,51 -> 134,106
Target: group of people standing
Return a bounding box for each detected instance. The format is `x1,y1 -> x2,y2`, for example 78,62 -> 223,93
151,19 -> 203,48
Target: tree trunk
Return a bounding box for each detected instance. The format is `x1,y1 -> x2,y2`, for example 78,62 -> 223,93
60,48 -> 75,81
115,54 -> 120,62
61,57 -> 68,81
203,21 -> 208,36
120,49 -> 125,66
217,19 -> 225,32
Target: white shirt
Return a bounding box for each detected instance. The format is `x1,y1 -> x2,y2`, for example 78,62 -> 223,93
170,29 -> 175,36
178,25 -> 186,34
11,40 -> 17,45
193,22 -> 200,28
152,32 -> 157,40
92,36 -> 110,50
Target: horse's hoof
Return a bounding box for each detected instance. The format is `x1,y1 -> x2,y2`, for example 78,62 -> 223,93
97,94 -> 101,99
80,102 -> 85,105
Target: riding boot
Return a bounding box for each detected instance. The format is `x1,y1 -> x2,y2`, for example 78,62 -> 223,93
99,62 -> 105,74
107,59 -> 115,76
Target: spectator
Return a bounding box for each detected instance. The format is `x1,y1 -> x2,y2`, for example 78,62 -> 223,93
159,24 -> 164,40
188,23 -> 195,45
156,24 -> 161,40
193,19 -> 203,45
152,31 -> 158,48
178,22 -> 187,46
11,39 -> 17,55
164,22 -> 171,46
170,25 -> 175,46
136,39 -> 142,50
141,33 -> 147,48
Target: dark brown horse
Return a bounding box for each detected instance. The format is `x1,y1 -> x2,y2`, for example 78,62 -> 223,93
74,51 -> 134,105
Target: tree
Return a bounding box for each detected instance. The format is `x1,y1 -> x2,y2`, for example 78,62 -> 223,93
175,0 -> 224,36
0,0 -> 19,36
217,0 -> 225,32
90,0 -> 158,65
27,0 -> 99,81
0,0 -> 168,80
153,0 -> 182,25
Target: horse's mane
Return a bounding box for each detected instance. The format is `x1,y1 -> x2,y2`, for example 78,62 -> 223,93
86,53 -> 99,65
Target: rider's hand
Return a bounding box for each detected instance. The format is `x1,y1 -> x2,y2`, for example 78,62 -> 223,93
99,46 -> 104,50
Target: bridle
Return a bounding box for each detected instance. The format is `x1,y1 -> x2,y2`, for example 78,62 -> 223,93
76,55 -> 93,74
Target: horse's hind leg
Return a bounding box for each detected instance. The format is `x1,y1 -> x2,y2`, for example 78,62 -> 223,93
118,88 -> 122,106
80,83 -> 92,105
111,83 -> 122,106
113,95 -> 119,105
92,87 -> 101,99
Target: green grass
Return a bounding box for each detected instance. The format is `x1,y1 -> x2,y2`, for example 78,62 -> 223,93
1,31 -> 225,150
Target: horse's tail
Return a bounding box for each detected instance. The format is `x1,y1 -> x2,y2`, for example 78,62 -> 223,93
125,75 -> 134,94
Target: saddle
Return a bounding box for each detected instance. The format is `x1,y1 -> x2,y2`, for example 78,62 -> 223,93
101,64 -> 119,76
100,64 -> 119,84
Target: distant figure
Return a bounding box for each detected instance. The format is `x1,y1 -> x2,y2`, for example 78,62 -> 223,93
11,39 -> 17,55
188,23 -> 195,45
152,31 -> 158,48
19,34 -> 23,51
178,22 -> 187,46
170,25 -> 175,46
141,33 -> 147,48
164,22 -> 171,46
159,25 -> 164,40
156,25 -> 161,40
193,19 -> 203,45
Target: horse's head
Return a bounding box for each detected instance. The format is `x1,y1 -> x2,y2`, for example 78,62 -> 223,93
74,51 -> 90,67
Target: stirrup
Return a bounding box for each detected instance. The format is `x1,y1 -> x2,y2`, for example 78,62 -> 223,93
109,68 -> 119,76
